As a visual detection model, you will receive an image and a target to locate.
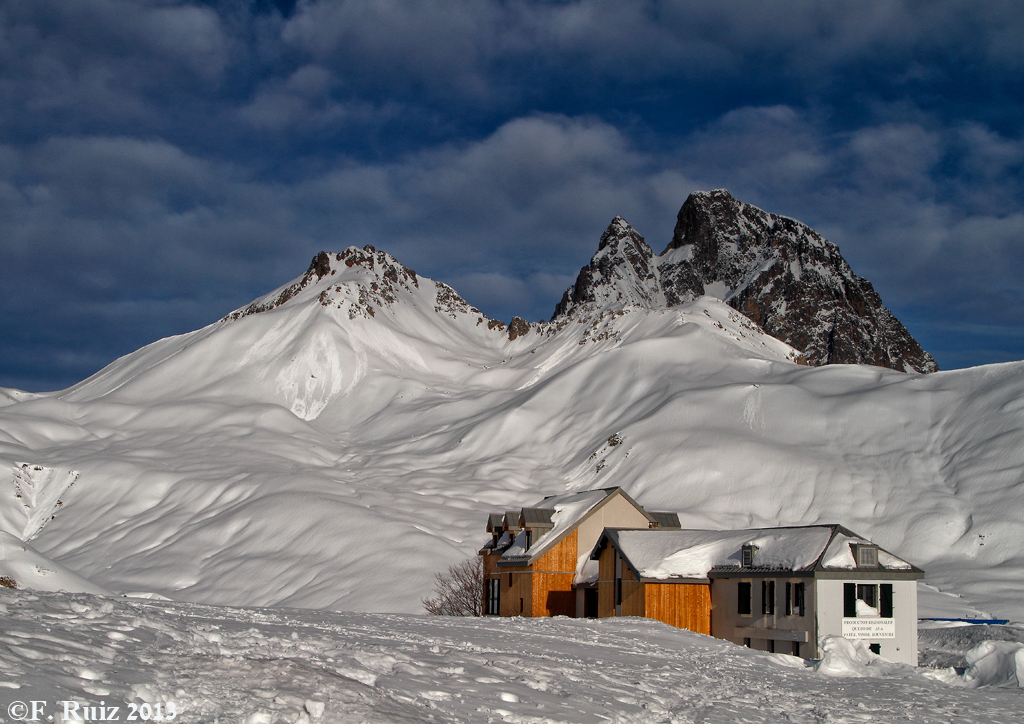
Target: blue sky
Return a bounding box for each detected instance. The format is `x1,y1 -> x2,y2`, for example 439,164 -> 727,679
2,1 -> 1023,391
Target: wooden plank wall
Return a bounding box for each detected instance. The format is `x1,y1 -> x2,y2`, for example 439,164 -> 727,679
530,530 -> 577,617
597,545 -> 615,618
534,530 -> 578,573
644,583 -> 711,634
499,567 -> 532,617
621,564 -> 645,617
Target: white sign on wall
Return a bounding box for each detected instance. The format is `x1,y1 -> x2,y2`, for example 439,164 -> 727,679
842,617 -> 896,639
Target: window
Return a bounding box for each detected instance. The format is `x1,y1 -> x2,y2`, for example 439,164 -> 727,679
845,583 -> 892,617
743,637 -> 751,648
793,582 -> 805,617
486,579 -> 501,615
738,582 -> 752,615
762,580 -> 775,615
741,544 -> 757,567
767,639 -> 775,653
854,545 -> 878,568
525,530 -> 533,550
857,584 -> 877,609
791,641 -> 801,657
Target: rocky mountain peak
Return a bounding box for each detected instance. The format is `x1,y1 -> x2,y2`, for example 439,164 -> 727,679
554,191 -> 938,374
552,216 -> 663,318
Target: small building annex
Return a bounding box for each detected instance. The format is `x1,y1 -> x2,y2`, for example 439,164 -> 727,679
480,493 -> 924,665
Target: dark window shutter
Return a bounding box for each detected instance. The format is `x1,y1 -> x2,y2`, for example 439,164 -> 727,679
738,582 -> 751,614
880,583 -> 893,618
785,582 -> 792,616
844,583 -> 856,617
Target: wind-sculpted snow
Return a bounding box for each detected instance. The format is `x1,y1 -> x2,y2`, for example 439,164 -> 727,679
0,245 -> 1021,623
1,590 -> 1021,722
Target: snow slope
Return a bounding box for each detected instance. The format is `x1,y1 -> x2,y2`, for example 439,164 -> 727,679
1,590 -> 1021,723
0,245 -> 1022,620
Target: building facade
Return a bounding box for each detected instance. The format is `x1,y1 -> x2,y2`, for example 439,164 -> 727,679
481,497 -> 924,664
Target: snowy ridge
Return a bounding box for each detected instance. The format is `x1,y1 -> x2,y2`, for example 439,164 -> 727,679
0,462 -> 78,541
0,233 -> 1020,619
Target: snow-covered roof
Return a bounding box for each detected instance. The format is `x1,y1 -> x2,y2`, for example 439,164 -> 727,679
598,525 -> 921,581
497,487 -> 652,566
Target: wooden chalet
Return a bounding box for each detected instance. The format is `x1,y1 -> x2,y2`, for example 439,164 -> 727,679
479,487 -> 679,618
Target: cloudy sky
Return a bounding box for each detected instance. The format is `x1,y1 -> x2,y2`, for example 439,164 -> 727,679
2,1 -> 1023,391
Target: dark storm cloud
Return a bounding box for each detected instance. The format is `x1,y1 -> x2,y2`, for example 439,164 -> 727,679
1,1 -> 1023,389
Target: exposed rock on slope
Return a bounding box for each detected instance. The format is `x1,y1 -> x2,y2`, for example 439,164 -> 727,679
555,190 -> 938,373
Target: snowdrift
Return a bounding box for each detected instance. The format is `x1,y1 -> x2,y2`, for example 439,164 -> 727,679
0,246 -> 1021,618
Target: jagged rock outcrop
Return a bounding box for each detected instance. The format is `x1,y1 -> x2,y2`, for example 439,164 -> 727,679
553,216 -> 663,317
554,190 -> 938,373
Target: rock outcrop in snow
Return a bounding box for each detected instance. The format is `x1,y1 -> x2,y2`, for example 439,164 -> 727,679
555,190 -> 938,373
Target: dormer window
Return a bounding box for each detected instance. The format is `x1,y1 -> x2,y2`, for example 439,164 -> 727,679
853,544 -> 878,568
741,544 -> 758,567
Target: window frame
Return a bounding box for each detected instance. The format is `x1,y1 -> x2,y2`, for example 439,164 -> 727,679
853,544 -> 878,568
761,579 -> 776,615
741,544 -> 757,567
793,581 -> 805,617
486,578 -> 501,615
737,581 -> 752,615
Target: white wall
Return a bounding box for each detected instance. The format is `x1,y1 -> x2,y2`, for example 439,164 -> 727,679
816,579 -> 918,665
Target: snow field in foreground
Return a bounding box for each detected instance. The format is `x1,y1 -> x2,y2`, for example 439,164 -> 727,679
0,591 -> 1021,724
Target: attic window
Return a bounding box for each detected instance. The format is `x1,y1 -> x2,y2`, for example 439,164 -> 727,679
741,544 -> 758,567
854,545 -> 878,568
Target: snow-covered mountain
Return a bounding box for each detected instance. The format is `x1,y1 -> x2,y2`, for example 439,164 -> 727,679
556,190 -> 938,373
0,212 -> 1020,620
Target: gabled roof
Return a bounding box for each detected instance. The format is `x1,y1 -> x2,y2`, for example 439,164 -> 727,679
497,487 -> 655,567
503,510 -> 522,531
486,513 -> 505,533
594,524 -> 922,582
649,512 -> 681,529
521,508 -> 556,528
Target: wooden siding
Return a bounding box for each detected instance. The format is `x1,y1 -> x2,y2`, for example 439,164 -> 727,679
535,530 -> 578,573
644,582 -> 711,634
496,530 -> 579,618
530,530 -> 577,617
620,563 -> 645,617
500,567 -> 532,617
531,572 -> 575,617
597,545 -> 615,618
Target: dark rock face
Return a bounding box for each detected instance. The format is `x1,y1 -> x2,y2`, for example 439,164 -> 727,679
507,316 -> 530,341
554,190 -> 938,374
553,216 -> 662,317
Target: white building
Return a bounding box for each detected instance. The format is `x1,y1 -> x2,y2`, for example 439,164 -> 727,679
591,524 -> 923,664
